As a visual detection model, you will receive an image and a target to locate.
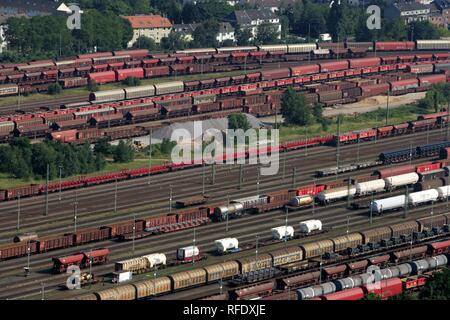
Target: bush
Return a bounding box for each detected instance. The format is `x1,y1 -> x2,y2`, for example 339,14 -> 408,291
123,76 -> 141,86
87,80 -> 99,92
47,83 -> 62,95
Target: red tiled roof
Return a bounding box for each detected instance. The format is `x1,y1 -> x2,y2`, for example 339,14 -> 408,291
122,15 -> 172,29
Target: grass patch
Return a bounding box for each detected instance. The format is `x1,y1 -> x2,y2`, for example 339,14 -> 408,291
278,104 -> 425,143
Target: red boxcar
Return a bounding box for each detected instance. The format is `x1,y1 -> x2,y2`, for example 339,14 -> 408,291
115,68 -> 145,81
348,57 -> 381,69
429,239 -> 450,255
144,66 -> 170,77
374,165 -> 415,178
375,41 -> 415,51
144,215 -> 177,230
88,71 -> 116,84
295,184 -> 326,196
363,277 -> 403,299
321,287 -> 365,300
319,61 -> 349,72
416,162 -> 441,173
290,65 -> 320,76
418,74 -> 447,87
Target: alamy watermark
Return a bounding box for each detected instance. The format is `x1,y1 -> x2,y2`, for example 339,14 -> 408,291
66,265 -> 81,290
58,3 -> 82,30
366,5 -> 381,30
169,122 -> 280,176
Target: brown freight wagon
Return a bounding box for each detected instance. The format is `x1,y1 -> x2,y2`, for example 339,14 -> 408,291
38,234 -> 74,252
52,118 -> 87,131
62,77 -> 88,88
342,87 -> 362,98
161,105 -> 192,117
0,241 -> 38,260
193,102 -> 220,113
176,195 -> 208,208
323,265 -> 347,280
417,214 -> 448,231
269,247 -> 303,267
169,269 -> 207,291
374,164 -> 415,178
109,220 -> 145,238
279,271 -> 321,289
74,228 -> 111,245
219,97 -> 244,110
134,277 -> 172,298
126,108 -> 160,122
368,254 -> 390,267
237,254 -> 273,273
391,246 -> 427,263
347,260 -> 369,274
233,280 -> 275,300
360,226 -> 392,243
390,221 -> 419,238
267,189 -> 296,204
360,83 -> 390,97
318,90 -> 343,102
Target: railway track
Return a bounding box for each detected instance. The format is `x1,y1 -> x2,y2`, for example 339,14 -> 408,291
1,195 -> 446,300
0,127 -> 447,241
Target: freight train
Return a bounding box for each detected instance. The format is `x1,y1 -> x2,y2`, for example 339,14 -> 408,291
52,248 -> 110,273
0,55 -> 448,143
0,40 -> 448,96
1,160 -> 449,263
72,219 -> 450,300
296,254 -> 448,300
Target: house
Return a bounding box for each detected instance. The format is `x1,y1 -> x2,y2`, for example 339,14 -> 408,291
122,15 -> 173,47
232,8 -> 281,40
385,2 -> 432,24
173,22 -> 235,43
429,2 -> 446,27
172,23 -> 200,42
434,0 -> 450,27
0,0 -> 60,53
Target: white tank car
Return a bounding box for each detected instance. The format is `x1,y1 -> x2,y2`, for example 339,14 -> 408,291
437,185 -> 450,199
214,238 -> 239,254
316,186 -> 356,204
384,173 -> 419,189
355,179 -> 386,195
299,219 -> 322,234
142,253 -> 167,268
408,189 -> 439,206
271,226 -> 295,240
370,195 -> 406,214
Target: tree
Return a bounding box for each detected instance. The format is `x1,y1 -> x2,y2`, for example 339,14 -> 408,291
132,36 -> 157,51
408,21 -> 440,41
313,103 -> 323,122
235,27 -> 253,46
228,113 -> 251,131
281,87 -> 313,126
94,138 -> 113,156
87,80 -> 99,92
123,76 -> 141,86
362,293 -> 382,300
47,83 -> 62,95
420,268 -> 450,300
192,19 -> 220,48
255,23 -> 279,45
113,140 -> 135,163
161,32 -> 187,51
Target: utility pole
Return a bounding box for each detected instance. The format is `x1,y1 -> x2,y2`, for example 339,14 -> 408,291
169,185 -> 173,214
370,192 -> 374,225
336,117 -> 341,179
132,213 -> 136,254
114,177 -> 118,213
292,168 -> 296,188
44,164 -> 49,216
255,235 -> 259,263
386,90 -> 390,125
282,155 -> 286,181
239,164 -> 243,190
74,189 -> 78,233
148,129 -> 152,185
404,187 -> 409,219
202,164 -> 205,196
226,195 -> 230,234
256,167 -> 260,195
347,177 -> 352,209
41,282 -> 45,300
17,192 -> 21,232
59,164 -> 62,201
192,227 -> 196,267
284,207 -> 289,245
